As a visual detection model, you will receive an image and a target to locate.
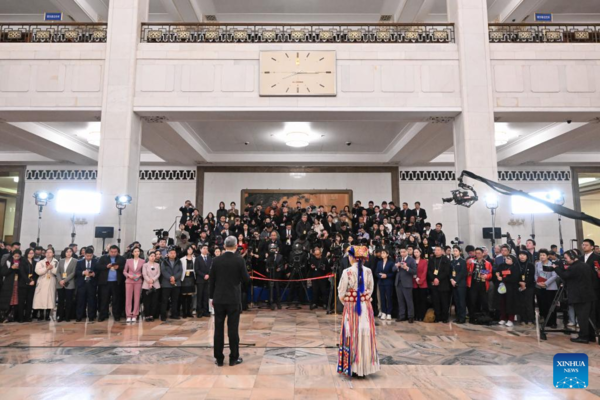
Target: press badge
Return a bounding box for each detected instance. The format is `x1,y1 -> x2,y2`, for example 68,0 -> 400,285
28,274 -> 32,279
434,269 -> 439,276
62,272 -> 67,278
452,271 -> 456,277
186,271 -> 190,277
522,275 -> 525,280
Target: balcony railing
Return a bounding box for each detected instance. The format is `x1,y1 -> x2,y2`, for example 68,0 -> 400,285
140,23 -> 455,43
489,23 -> 600,43
0,23 -> 107,43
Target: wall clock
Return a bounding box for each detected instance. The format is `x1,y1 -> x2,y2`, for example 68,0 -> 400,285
259,50 -> 336,96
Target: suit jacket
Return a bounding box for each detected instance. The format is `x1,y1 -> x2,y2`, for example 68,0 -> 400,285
398,209 -> 414,221
75,258 -> 99,288
142,262 -> 161,289
55,257 -> 77,289
209,251 -> 250,305
414,208 -> 427,221
394,256 -> 417,288
160,258 -> 183,288
427,256 -> 452,291
375,259 -> 396,286
450,257 -> 467,288
96,254 -> 126,285
582,252 -> 600,290
123,258 -> 144,285
194,254 -> 212,283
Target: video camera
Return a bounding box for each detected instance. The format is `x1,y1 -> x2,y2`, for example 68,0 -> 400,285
442,177 -> 478,208
450,237 -> 464,245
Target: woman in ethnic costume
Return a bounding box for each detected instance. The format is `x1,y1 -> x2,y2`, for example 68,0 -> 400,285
337,245 -> 380,378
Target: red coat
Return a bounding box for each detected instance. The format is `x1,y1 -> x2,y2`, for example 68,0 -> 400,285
466,258 -> 492,290
413,259 -> 429,288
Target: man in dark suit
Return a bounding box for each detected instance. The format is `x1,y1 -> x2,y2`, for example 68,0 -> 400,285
555,250 -> 597,343
398,203 -> 413,224
394,247 -> 417,323
581,239 -> 600,323
96,245 -> 126,322
75,248 -> 98,322
210,236 -> 250,367
194,244 -> 212,318
427,246 -> 452,323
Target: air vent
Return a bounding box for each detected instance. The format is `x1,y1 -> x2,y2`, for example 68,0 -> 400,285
379,15 -> 393,22
204,15 -> 217,22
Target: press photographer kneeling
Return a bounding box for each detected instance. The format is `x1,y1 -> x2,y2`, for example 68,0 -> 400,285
553,250 -> 597,344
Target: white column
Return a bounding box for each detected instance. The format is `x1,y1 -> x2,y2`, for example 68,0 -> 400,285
96,0 -> 149,249
448,0 -> 499,246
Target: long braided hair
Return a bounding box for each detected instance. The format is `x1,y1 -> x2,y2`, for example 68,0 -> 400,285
348,246 -> 365,316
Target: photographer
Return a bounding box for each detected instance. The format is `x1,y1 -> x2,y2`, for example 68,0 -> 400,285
179,200 -> 194,225
265,242 -> 284,310
554,250 -> 597,343
309,247 -> 330,310
287,236 -> 310,305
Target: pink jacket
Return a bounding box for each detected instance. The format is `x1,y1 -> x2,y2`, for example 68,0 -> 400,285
123,258 -> 144,285
142,262 -> 161,290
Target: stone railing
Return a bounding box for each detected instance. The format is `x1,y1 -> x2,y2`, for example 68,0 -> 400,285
140,23 -> 455,43
489,23 -> 600,43
0,23 -> 107,43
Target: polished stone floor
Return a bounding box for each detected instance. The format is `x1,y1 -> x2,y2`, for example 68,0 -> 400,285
0,309 -> 598,399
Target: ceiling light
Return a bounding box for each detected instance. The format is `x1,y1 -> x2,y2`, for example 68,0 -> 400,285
285,132 -> 310,148
13,177 -> 19,183
290,173 -> 306,179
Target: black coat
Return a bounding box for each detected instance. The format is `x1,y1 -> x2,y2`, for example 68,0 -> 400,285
75,258 -> 99,288
495,262 -> 520,315
194,255 -> 212,283
96,255 -> 126,285
0,257 -> 29,311
555,261 -> 596,304
427,256 -> 452,291
209,251 -> 250,305
582,253 -> 600,290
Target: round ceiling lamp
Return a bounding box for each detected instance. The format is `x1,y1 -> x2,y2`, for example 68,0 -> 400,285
285,132 -> 310,148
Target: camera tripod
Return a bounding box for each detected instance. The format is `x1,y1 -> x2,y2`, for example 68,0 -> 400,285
539,285 -> 598,344
326,258 -> 343,315
283,263 -> 310,310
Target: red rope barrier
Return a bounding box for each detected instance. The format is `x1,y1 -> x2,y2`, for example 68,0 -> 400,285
250,273 -> 334,283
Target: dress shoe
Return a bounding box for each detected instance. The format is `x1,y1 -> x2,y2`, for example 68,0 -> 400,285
215,360 -> 224,367
310,304 -> 316,310
277,304 -> 282,310
229,358 -> 243,366
196,314 -> 203,318
203,312 -> 211,317
408,318 -> 414,323
76,318 -> 82,322
114,317 -> 121,322
65,319 -> 70,323
172,316 -> 181,320
570,337 -> 589,344
395,318 -> 403,323
161,318 -> 166,322
98,318 -> 105,322
89,318 -> 95,322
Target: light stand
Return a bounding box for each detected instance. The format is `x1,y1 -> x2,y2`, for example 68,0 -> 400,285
33,191 -> 53,246
485,194 -> 499,257
70,214 -> 77,245
549,192 -> 565,255
115,195 -> 132,248
530,214 -> 536,241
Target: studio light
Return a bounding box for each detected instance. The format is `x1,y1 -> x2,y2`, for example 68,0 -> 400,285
485,194 -> 499,210
33,191 -> 53,246
115,194 -> 132,246
511,192 -> 555,215
115,194 -> 132,209
34,191 -> 53,207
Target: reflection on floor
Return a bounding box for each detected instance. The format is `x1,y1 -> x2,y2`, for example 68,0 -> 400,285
0,309 -> 598,399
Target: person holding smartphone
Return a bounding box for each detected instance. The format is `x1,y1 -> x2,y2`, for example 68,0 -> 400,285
96,245 -> 126,322
375,248 -> 395,320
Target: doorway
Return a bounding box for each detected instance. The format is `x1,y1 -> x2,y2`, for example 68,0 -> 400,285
0,166 -> 26,243
572,167 -> 600,244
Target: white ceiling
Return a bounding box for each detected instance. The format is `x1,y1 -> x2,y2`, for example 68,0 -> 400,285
184,120 -> 409,153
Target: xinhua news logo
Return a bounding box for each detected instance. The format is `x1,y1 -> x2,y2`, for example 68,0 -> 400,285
553,353 -> 588,389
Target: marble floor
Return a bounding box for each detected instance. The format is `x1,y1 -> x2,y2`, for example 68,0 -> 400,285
0,309 -> 598,400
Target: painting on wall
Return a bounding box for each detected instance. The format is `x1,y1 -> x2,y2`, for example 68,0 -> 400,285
241,190 -> 353,212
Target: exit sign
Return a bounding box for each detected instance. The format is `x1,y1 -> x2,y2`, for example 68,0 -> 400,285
44,12 -> 63,21
535,13 -> 553,22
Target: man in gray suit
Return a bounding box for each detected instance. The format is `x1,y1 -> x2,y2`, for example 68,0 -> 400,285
394,247 -> 417,323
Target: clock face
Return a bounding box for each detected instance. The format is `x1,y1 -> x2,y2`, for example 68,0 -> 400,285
259,51 -> 336,96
